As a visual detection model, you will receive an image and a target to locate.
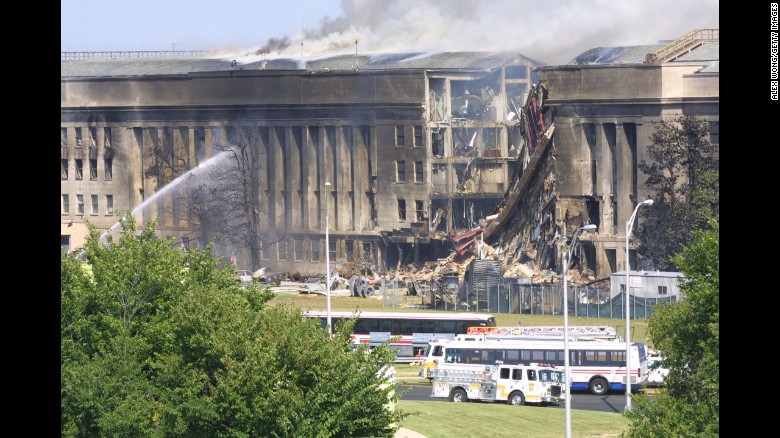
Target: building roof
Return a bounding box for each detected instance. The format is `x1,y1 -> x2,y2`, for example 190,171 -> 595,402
61,51 -> 542,78
567,43 -> 719,65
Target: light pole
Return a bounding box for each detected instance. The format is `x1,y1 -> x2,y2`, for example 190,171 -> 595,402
325,181 -> 332,334
563,223 -> 596,438
625,199 -> 653,411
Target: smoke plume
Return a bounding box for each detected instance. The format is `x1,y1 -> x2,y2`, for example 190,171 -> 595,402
211,0 -> 718,65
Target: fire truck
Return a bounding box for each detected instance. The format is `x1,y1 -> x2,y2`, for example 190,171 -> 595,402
429,362 -> 567,406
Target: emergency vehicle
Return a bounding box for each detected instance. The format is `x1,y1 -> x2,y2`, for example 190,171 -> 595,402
429,362 -> 567,406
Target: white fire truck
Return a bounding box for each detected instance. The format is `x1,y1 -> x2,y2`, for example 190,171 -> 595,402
429,362 -> 567,406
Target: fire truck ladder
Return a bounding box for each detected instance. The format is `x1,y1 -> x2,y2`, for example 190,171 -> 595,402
644,29 -> 719,63
466,325 -> 620,340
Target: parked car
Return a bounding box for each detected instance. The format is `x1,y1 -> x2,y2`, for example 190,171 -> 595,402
235,270 -> 253,285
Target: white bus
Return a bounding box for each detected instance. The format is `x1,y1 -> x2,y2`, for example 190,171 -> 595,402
303,311 -> 496,363
421,338 -> 648,395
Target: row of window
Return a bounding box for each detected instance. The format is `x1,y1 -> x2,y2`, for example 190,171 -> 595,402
395,125 -> 424,147
395,160 -> 423,183
397,199 -> 425,221
62,127 -> 112,148
443,347 -> 629,368
62,194 -> 114,216
61,158 -> 113,181
619,284 -> 669,295
258,239 -> 373,263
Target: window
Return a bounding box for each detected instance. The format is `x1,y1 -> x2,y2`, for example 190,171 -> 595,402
415,200 -> 425,221
76,194 -> 84,214
294,239 -> 304,261
398,199 -> 406,221
395,125 -> 404,146
89,127 -> 97,147
89,159 -> 98,180
106,195 -> 114,215
346,240 -> 354,262
328,239 -> 336,260
61,159 -> 68,180
362,242 -> 371,260
260,241 -> 268,260
396,160 -> 406,182
104,127 -> 112,147
413,125 -> 423,146
61,235 -> 71,254
62,194 -> 69,214
414,160 -> 423,182
709,121 -> 719,145
311,239 -> 320,261
104,158 -> 113,180
61,128 -> 67,148
91,195 -> 98,215
658,285 -> 668,295
277,240 -> 287,260
75,128 -> 83,146
74,159 -> 83,180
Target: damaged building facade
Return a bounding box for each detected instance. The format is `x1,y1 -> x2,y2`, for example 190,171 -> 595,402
483,29 -> 719,279
60,52 -> 540,273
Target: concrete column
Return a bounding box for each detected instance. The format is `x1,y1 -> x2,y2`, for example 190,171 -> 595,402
595,123 -> 614,235
354,125 -> 369,231
615,123 -> 633,232
270,126 -> 285,229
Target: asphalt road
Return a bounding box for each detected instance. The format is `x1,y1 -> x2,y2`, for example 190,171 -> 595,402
399,384 -> 634,413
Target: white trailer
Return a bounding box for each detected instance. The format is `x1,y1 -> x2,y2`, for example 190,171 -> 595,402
429,363 -> 567,406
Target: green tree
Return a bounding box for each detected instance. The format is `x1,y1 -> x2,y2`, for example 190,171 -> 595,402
622,218 -> 718,437
635,115 -> 719,270
62,213 -> 407,437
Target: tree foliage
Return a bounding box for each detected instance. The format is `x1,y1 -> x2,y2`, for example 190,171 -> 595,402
635,115 -> 719,270
622,218 -> 718,437
61,213 -> 407,437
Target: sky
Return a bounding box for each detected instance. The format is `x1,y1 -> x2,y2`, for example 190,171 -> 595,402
61,0 -> 719,66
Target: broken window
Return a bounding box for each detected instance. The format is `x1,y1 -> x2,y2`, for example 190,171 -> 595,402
104,157 -> 113,180
414,161 -> 423,183
415,200 -> 425,222
346,240 -> 354,262
432,130 -> 445,156
398,199 -> 406,221
277,240 -> 287,261
396,160 -> 406,182
74,159 -> 83,180
328,240 -> 336,260
76,194 -> 84,214
75,128 -> 83,147
91,194 -> 98,215
61,159 -> 68,180
61,128 -> 67,148
62,194 -> 69,214
106,194 -> 114,215
89,127 -> 97,147
104,127 -> 111,147
413,125 -> 423,147
294,239 -> 304,261
395,125 -> 404,146
311,239 -> 320,261
89,159 -> 98,180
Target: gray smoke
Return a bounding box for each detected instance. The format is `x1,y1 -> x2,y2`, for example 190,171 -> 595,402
211,0 -> 718,65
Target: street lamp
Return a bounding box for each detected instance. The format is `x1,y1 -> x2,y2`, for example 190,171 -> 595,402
563,223 -> 596,438
625,199 -> 653,411
325,181 -> 332,335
